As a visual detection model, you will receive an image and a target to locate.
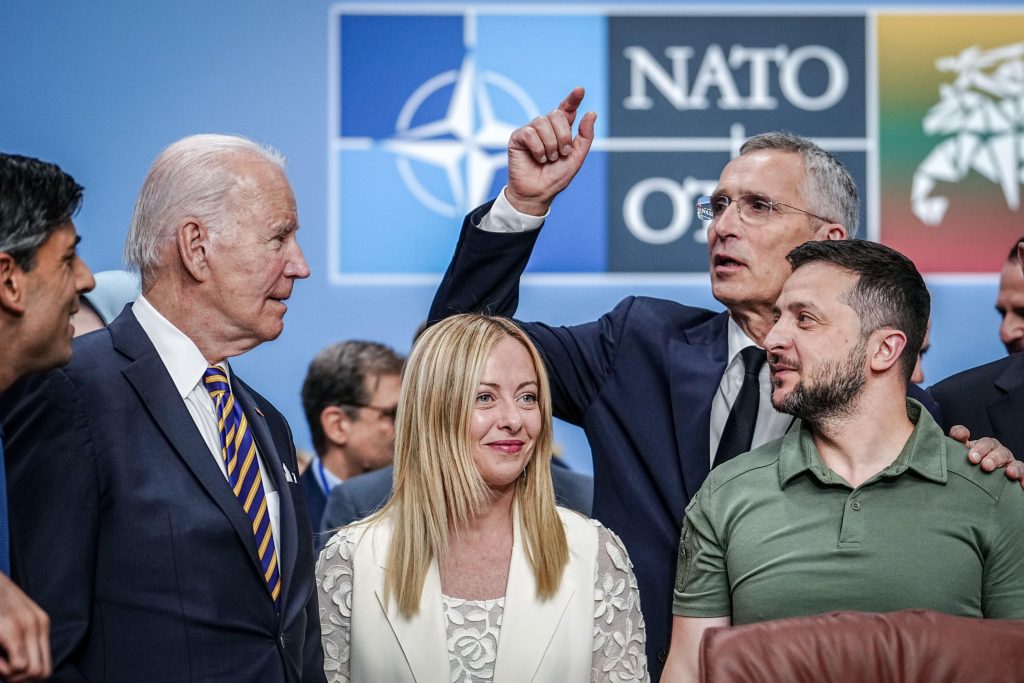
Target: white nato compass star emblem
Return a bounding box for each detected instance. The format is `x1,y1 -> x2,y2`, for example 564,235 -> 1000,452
384,54 -> 539,218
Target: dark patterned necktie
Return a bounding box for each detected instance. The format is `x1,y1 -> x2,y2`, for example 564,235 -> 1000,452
715,346 -> 766,466
202,366 -> 280,607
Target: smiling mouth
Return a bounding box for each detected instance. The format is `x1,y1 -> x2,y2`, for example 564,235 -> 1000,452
488,441 -> 525,454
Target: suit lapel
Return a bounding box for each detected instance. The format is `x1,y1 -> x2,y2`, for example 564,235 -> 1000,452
670,312 -> 730,501
109,312 -> 270,594
492,513 -> 575,682
371,527 -> 449,682
988,354 -> 1024,457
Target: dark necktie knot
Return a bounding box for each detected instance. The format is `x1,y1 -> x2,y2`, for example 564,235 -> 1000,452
739,346 -> 766,377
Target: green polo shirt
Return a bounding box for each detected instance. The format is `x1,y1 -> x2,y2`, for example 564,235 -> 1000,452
673,399 -> 1024,624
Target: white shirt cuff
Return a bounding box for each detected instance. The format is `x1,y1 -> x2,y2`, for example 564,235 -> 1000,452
477,187 -> 548,233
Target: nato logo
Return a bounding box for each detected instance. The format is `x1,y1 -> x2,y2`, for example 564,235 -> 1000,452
330,6 -> 867,282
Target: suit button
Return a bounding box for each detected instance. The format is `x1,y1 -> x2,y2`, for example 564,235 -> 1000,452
658,647 -> 668,663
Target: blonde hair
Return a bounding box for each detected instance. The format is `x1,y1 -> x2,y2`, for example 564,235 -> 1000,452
376,314 -> 568,616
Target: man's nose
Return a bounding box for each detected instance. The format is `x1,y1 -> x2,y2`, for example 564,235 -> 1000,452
1001,314 -> 1024,343
75,256 -> 96,294
287,242 -> 310,279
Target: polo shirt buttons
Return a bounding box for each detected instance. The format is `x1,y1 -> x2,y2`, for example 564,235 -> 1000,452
851,501 -> 862,511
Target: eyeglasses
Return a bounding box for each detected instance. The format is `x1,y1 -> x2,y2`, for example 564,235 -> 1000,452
346,403 -> 398,423
696,194 -> 833,225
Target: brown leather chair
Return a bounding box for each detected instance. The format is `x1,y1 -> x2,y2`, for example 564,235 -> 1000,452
700,610 -> 1024,683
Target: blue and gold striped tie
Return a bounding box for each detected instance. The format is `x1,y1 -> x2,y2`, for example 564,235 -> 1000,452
203,365 -> 281,608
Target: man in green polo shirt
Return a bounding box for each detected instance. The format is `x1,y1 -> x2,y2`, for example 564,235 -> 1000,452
662,239 -> 1024,683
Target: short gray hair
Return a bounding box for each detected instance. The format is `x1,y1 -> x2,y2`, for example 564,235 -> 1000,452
740,131 -> 859,237
124,134 -> 286,290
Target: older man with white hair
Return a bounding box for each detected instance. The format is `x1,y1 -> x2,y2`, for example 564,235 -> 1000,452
1,135 -> 324,682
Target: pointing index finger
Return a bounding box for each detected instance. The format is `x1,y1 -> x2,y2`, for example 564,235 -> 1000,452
557,86 -> 586,125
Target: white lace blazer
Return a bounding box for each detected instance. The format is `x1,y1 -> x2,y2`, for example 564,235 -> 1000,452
316,506 -> 648,682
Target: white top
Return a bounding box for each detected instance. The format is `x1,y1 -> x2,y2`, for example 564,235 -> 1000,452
478,189 -> 795,466
317,520 -> 647,682
131,295 -> 280,547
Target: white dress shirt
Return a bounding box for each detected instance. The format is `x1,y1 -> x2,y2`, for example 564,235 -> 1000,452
480,187 -> 795,467
132,295 -> 281,547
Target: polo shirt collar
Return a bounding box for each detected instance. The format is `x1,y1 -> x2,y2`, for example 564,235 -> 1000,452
778,398 -> 948,488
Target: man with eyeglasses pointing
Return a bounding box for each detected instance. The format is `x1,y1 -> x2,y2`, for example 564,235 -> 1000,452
427,87 -> 1022,679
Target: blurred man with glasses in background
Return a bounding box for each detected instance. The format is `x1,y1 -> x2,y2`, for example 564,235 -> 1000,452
299,340 -> 402,537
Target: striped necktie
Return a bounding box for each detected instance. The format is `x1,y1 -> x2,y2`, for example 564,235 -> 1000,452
202,366 -> 281,607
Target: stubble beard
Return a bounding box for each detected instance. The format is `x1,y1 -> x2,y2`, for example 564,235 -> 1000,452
773,337 -> 868,431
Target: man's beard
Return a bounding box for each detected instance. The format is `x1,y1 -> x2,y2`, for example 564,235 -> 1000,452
772,338 -> 867,427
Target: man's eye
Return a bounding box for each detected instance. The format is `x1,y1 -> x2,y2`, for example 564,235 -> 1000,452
711,197 -> 730,215
747,197 -> 772,215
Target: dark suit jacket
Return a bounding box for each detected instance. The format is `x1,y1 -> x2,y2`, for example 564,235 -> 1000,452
930,353 -> 1024,458
428,205 -> 949,676
319,462 -> 594,539
0,310 -> 325,682
298,467 -> 327,540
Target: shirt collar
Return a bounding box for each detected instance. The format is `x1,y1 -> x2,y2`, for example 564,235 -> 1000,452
726,316 -> 762,367
778,398 -> 949,488
315,457 -> 344,492
132,295 -> 229,399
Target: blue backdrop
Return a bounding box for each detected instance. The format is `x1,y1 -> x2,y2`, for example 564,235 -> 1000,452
2,0 -> 1017,472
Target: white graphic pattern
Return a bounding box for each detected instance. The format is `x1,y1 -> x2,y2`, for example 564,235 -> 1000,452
912,42 -> 1024,225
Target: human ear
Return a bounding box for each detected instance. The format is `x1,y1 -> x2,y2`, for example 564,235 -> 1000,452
0,252 -> 27,315
320,406 -> 352,448
869,329 -> 907,374
177,219 -> 212,281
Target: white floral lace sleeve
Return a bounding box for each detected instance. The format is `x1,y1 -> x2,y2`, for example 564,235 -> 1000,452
316,527 -> 356,683
592,522 -> 649,682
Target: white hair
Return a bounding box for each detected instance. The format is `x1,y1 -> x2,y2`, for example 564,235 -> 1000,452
124,134 -> 286,290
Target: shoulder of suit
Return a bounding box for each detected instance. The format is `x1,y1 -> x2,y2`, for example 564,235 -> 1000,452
607,296 -> 724,338
555,505 -> 600,536
931,354 -> 1018,397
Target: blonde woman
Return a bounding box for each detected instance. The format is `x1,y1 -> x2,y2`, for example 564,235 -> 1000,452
316,314 -> 648,682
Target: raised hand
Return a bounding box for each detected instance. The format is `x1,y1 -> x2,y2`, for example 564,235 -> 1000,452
505,86 -> 597,217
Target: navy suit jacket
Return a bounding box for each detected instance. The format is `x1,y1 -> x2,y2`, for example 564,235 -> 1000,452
0,309 -> 325,682
930,353 -> 1024,458
319,462 -> 594,539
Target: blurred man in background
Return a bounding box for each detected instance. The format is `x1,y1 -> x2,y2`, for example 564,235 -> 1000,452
997,236 -> 1024,354
299,340 -> 403,534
